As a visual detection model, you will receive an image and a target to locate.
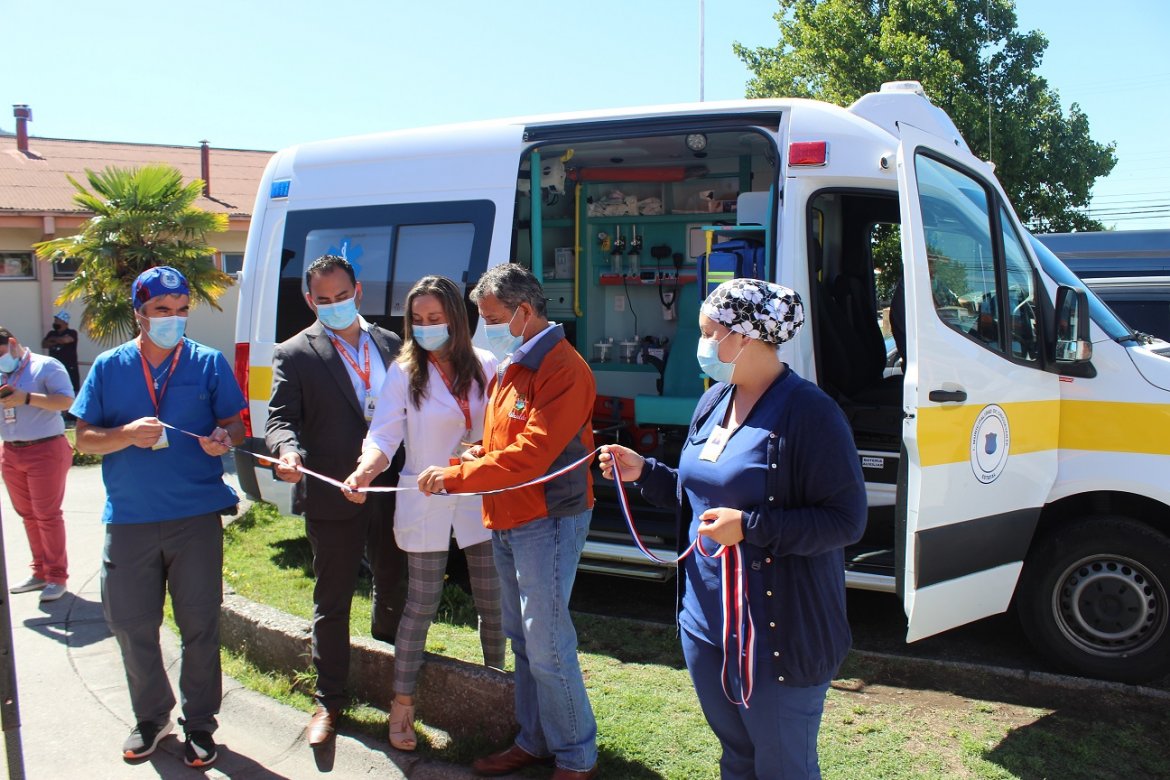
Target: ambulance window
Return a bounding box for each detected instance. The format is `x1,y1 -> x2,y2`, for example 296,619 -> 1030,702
304,226 -> 395,318
1000,208 -> 1039,362
916,155 -> 1003,356
390,223 -> 475,316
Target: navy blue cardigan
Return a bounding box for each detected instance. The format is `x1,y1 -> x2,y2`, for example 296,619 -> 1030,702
636,369 -> 867,687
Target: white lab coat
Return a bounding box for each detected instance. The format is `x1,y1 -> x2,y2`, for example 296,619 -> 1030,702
364,348 -> 497,552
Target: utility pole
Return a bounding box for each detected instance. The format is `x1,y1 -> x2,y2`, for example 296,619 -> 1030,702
699,0 -> 706,102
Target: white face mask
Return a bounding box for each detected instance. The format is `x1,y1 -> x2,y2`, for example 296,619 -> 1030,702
484,307 -> 524,360
696,331 -> 746,384
413,323 -> 450,352
142,315 -> 187,350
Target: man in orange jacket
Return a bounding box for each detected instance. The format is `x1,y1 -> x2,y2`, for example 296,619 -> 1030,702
419,264 -> 598,780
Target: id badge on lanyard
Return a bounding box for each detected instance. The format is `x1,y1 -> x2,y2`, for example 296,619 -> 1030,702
140,343 -> 182,450
2,354 -> 29,424
331,335 -> 374,423
698,424 -> 733,463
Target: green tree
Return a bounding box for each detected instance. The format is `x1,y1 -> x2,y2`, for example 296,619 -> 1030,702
735,0 -> 1116,234
34,164 -> 232,345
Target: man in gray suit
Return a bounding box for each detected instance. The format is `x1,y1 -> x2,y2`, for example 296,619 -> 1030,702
265,254 -> 407,747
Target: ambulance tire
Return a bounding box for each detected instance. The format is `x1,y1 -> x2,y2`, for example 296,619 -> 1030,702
1016,515 -> 1170,684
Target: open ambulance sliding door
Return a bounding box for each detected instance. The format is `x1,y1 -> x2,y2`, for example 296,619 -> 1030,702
895,124 -> 1059,642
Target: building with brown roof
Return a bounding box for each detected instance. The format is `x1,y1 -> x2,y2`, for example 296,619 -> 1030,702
0,104 -> 272,374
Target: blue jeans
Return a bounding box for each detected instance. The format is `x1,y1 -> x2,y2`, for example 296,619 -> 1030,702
682,627 -> 829,780
492,510 -> 597,772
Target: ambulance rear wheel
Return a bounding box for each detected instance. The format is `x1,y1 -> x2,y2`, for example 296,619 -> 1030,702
1017,515 -> 1170,683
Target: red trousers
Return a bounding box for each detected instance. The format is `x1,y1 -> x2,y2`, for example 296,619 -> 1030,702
2,436 -> 72,584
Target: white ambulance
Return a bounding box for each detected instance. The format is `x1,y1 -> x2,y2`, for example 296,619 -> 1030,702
233,82 -> 1170,683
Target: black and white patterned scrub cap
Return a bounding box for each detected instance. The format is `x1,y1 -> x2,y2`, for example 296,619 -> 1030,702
700,278 -> 805,345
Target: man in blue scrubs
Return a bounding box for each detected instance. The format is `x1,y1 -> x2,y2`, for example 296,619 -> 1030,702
72,266 -> 245,768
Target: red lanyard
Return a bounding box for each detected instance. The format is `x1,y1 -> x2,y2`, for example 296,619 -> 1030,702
429,355 -> 473,430
329,334 -> 371,392
139,342 -> 182,414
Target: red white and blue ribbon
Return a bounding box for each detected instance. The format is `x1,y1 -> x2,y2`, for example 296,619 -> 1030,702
166,421 -> 756,704
611,458 -> 754,707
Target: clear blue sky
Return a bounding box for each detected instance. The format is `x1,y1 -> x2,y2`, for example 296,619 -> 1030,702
5,0 -> 1167,229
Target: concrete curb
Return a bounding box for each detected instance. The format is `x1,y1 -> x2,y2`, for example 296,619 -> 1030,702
219,592 -> 518,744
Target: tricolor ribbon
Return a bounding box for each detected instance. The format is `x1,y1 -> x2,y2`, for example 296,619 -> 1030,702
610,458 -> 755,707
168,421 -> 756,704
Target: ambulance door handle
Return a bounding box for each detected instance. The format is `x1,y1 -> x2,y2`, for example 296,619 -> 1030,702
928,389 -> 967,403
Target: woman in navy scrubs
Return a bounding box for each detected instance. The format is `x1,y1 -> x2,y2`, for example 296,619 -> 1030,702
600,278 -> 867,780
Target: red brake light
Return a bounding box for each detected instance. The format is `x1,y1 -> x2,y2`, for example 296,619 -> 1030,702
233,342 -> 252,438
788,141 -> 828,167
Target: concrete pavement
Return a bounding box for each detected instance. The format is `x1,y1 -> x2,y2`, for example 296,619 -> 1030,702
0,460 -> 475,779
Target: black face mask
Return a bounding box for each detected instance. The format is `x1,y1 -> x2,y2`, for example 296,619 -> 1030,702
53,323 -> 64,331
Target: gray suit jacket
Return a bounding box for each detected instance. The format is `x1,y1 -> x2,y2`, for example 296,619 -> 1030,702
265,321 -> 403,520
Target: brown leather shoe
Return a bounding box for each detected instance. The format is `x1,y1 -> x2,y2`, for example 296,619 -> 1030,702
552,766 -> 599,780
306,706 -> 339,747
471,743 -> 556,776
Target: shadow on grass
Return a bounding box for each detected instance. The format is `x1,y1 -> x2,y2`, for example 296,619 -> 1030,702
983,706 -> 1170,779
574,613 -> 684,668
597,747 -> 669,779
836,653 -> 1170,780
271,536 -> 314,577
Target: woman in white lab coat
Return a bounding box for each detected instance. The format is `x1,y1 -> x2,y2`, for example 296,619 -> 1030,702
343,275 -> 503,752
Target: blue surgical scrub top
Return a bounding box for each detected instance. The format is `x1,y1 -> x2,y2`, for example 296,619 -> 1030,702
71,338 -> 246,524
678,384 -> 772,641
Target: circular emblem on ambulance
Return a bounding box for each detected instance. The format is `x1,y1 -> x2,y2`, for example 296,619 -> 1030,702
160,269 -> 182,289
970,404 -> 1010,484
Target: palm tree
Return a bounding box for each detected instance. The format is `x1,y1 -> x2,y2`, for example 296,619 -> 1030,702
34,163 -> 233,344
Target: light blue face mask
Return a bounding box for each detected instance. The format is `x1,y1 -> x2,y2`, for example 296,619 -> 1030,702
0,351 -> 19,373
484,308 -> 524,360
316,298 -> 359,331
144,315 -> 187,350
696,332 -> 745,384
413,323 -> 450,352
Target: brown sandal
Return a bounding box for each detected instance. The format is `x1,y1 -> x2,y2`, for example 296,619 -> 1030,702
388,699 -> 417,751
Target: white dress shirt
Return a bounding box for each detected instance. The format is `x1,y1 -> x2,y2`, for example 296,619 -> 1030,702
363,347 -> 497,552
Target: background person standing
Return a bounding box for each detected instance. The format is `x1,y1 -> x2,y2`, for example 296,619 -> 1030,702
71,266 -> 245,768
42,310 -> 80,393
0,326 -> 75,602
265,254 -> 408,748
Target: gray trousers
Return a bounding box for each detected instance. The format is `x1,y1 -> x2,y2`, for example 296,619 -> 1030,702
101,513 -> 223,733
393,540 -> 505,696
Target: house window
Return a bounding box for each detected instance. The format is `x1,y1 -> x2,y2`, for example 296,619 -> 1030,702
0,253 -> 35,280
53,257 -> 79,279
221,253 -> 245,275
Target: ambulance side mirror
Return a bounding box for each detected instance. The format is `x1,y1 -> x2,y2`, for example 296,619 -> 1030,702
1053,285 -> 1092,364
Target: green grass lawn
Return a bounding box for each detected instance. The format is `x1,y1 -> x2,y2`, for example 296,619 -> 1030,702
222,503 -> 1170,779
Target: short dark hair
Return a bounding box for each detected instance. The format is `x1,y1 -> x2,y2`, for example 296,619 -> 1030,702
470,263 -> 547,317
0,326 -> 12,342
304,254 -> 357,292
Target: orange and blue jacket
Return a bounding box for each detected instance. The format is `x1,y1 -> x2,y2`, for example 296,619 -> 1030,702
440,325 -> 595,530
